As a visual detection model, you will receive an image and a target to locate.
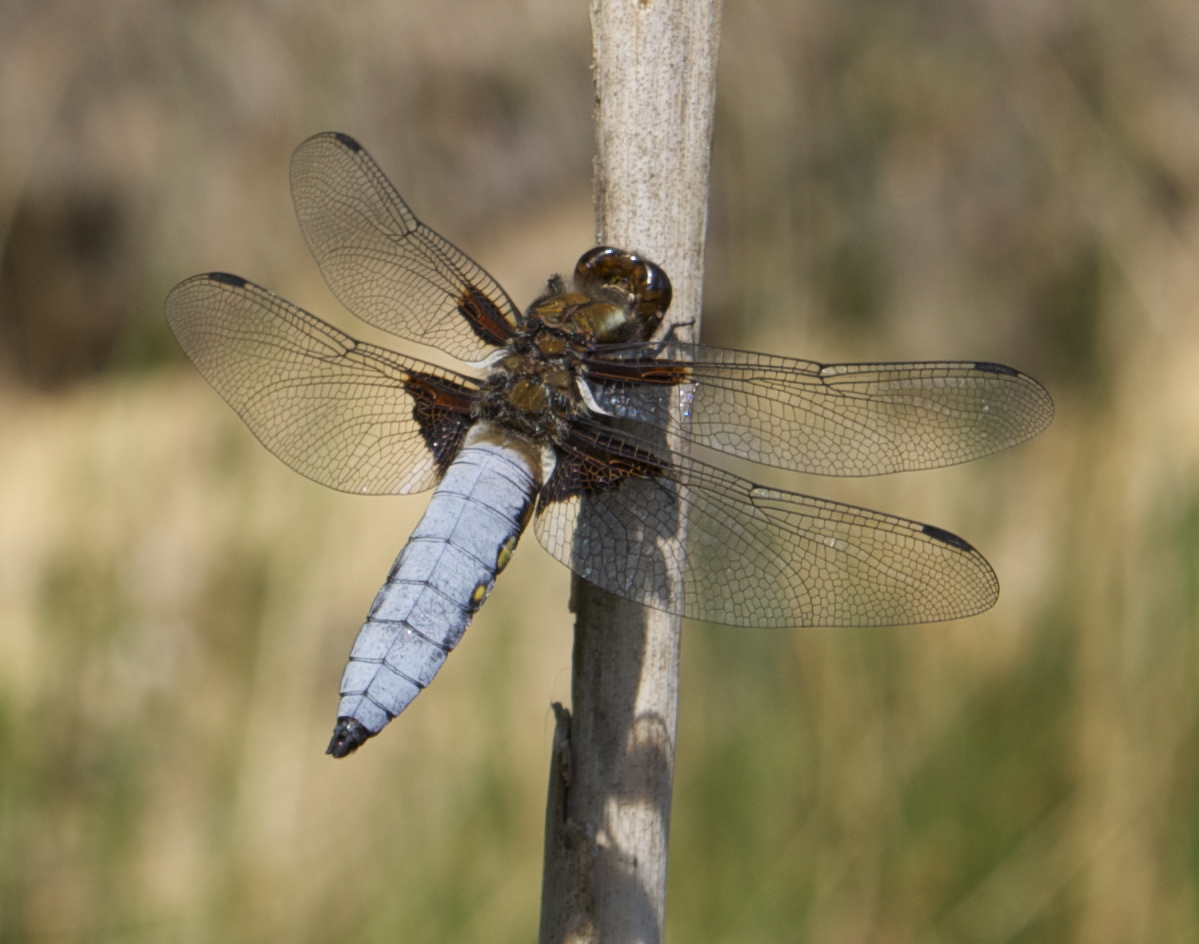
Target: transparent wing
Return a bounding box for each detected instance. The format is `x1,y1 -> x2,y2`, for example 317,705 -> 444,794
165,272 -> 479,495
290,132 -> 521,361
582,342 -> 1054,475
534,423 -> 998,628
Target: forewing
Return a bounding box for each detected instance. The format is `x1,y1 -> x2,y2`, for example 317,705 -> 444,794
165,272 -> 478,495
534,423 -> 998,627
583,343 -> 1054,475
290,132 -> 521,361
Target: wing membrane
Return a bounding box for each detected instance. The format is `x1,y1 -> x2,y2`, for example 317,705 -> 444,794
583,343 -> 1054,475
290,132 -> 521,361
165,273 -> 478,495
534,422 -> 998,628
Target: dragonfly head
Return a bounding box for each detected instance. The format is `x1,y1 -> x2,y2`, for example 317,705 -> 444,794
572,247 -> 673,342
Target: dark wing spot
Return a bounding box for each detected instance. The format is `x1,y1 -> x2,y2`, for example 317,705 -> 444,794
922,523 -> 975,552
457,285 -> 516,347
972,361 -> 1019,377
206,272 -> 247,288
332,132 -> 363,152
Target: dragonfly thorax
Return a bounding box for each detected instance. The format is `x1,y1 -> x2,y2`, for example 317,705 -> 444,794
473,248 -> 674,443
473,317 -> 589,443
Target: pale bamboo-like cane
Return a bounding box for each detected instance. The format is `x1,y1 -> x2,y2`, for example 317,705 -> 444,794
538,2 -> 722,942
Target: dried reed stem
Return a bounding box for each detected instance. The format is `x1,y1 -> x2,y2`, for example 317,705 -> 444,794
538,2 -> 722,942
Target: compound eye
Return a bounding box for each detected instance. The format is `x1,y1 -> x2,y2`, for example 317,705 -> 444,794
633,260 -> 672,324
574,246 -> 623,289
573,246 -> 673,338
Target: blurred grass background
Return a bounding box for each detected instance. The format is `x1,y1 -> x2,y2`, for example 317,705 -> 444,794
1,0 -> 1197,941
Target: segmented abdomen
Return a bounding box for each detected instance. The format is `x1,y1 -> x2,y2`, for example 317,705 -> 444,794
327,435 -> 539,756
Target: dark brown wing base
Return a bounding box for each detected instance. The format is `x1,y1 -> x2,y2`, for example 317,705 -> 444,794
541,425 -> 668,503
404,372 -> 476,478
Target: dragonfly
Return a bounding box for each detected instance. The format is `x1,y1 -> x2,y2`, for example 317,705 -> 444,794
165,132 -> 1053,757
